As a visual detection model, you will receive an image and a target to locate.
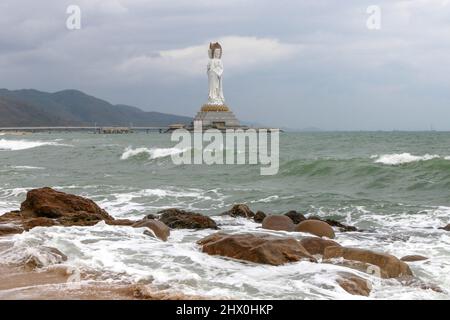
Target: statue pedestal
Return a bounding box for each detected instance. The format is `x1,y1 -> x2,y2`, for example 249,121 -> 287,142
193,104 -> 241,129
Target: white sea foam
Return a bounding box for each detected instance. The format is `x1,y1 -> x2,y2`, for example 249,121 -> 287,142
372,153 -> 440,165
0,139 -> 71,151
120,147 -> 187,160
10,166 -> 45,170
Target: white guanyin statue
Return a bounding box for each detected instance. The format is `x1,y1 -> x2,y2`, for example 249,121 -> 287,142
207,42 -> 225,105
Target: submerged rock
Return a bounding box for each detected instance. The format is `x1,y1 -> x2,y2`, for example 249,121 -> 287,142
324,246 -> 413,278
262,215 -> 295,232
198,232 -> 316,265
400,255 -> 428,262
336,272 -> 371,297
299,237 -> 340,255
294,220 -> 335,239
284,211 -> 306,224
309,216 -> 358,232
0,224 -> 24,236
158,208 -> 218,229
223,204 -> 255,219
133,219 -> 170,241
253,211 -> 266,223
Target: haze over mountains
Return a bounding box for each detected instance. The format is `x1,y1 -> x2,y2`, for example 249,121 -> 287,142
0,89 -> 192,127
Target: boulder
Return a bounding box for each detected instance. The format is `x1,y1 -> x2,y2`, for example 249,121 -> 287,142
0,187 -> 118,233
133,219 -> 170,241
294,220 -> 335,239
400,255 -> 428,262
336,272 -> 371,297
253,211 -> 266,223
285,210 -> 306,224
262,215 -> 295,232
439,224 -> 450,231
224,204 -> 255,218
309,216 -> 357,232
299,237 -> 341,255
0,224 -> 24,236
158,208 -> 218,229
324,246 -> 413,278
20,187 -> 113,221
198,232 -> 316,265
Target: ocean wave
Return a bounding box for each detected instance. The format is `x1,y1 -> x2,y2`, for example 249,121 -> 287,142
120,147 -> 187,160
0,139 -> 71,151
372,153 -> 441,165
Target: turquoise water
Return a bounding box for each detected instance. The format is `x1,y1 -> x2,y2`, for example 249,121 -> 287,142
0,132 -> 449,299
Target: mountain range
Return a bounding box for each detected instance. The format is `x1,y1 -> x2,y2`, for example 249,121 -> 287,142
0,89 -> 192,127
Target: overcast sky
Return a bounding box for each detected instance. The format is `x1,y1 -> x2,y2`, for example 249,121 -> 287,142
1,0 -> 450,130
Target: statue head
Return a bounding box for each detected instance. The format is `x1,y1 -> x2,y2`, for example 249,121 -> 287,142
208,42 -> 222,59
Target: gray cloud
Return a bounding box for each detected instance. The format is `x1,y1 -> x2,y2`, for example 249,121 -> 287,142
1,0 -> 450,130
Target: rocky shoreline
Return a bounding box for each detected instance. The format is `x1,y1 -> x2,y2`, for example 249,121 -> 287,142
0,187 -> 447,299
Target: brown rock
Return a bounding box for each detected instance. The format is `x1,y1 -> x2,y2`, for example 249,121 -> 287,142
253,211 -> 266,223
159,208 -> 217,229
285,211 -> 306,224
308,216 -> 358,232
224,204 -> 255,218
20,187 -> 113,221
21,217 -> 57,230
0,224 -> 24,236
400,255 -> 428,262
324,246 -> 413,278
336,272 -> 371,296
106,219 -> 136,226
294,220 -> 335,239
22,246 -> 68,270
439,224 -> 450,231
262,215 -> 295,232
198,232 -> 316,265
300,237 -> 341,255
133,219 -> 170,241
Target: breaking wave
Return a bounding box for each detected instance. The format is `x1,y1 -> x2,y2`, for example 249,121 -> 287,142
372,153 -> 443,165
0,139 -> 71,151
120,147 -> 188,160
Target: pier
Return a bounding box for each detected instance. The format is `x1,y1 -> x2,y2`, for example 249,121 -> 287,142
0,126 -> 169,134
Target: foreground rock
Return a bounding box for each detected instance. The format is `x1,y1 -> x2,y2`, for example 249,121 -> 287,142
198,233 -> 316,265
336,272 -> 371,297
0,224 -> 24,236
133,219 -> 170,241
0,188 -> 118,235
294,220 -> 336,239
300,237 -> 341,255
223,204 -> 255,219
158,208 -> 218,229
324,246 -> 413,278
285,211 -> 306,224
400,255 -> 428,262
262,215 -> 295,232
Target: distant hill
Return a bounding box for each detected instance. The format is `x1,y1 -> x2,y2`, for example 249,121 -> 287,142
0,89 -> 192,127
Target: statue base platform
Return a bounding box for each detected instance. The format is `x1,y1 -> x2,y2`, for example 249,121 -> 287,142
193,105 -> 241,129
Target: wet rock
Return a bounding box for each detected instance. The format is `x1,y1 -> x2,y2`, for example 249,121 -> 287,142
198,232 -> 316,265
299,237 -> 341,255
253,211 -> 266,223
0,224 -> 24,236
397,276 -> 444,293
439,224 -> 450,231
309,216 -> 358,232
158,208 -> 218,229
105,219 -> 136,226
400,255 -> 428,262
285,211 -> 306,224
20,187 -> 113,221
223,204 -> 255,219
294,220 -> 335,239
23,246 -> 68,270
324,246 -> 413,278
0,188 -> 119,233
336,272 -> 371,297
262,215 -> 295,232
144,214 -> 158,220
133,219 -> 170,241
